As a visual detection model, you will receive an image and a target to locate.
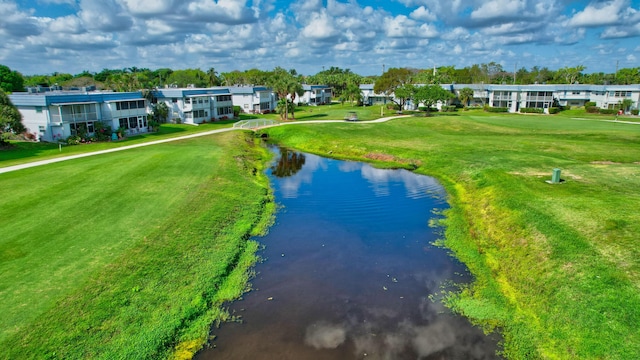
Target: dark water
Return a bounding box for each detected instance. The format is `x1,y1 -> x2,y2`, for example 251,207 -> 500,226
196,148 -> 501,360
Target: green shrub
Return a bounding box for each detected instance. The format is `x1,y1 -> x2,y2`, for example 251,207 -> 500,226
586,106 -> 599,113
631,109 -> 639,115
585,101 -> 596,107
233,106 -> 241,117
485,107 -> 509,113
93,122 -> 112,141
66,135 -> 81,145
599,109 -> 616,115
549,107 -> 560,114
418,106 -> 439,112
441,105 -> 457,112
520,108 -> 544,114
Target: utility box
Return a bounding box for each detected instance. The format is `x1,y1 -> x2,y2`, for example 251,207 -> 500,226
551,168 -> 561,184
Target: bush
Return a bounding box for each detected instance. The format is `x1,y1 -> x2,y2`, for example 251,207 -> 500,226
66,135 -> 82,145
599,109 -> 617,115
586,106 -> 599,113
233,106 -> 241,117
631,109 -> 639,115
549,107 -> 560,114
520,108 -> 544,114
485,107 -> 509,113
441,105 -> 457,112
418,106 -> 439,112
585,101 -> 596,107
93,122 -> 112,141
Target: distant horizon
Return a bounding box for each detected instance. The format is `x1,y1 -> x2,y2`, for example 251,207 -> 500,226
2,0 -> 639,76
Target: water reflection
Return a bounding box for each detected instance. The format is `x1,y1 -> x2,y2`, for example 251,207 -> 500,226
196,148 -> 501,360
271,147 -> 306,178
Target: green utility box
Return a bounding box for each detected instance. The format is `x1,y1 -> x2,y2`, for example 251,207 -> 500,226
551,168 -> 561,183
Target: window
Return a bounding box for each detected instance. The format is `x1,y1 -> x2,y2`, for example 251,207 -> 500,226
121,102 -> 130,110
172,98 -> 178,103
119,118 -> 129,129
216,95 -> 232,102
70,122 -> 93,135
185,98 -> 191,104
137,100 -> 145,108
39,125 -> 46,132
572,91 -> 581,95
35,106 -> 43,113
129,117 -> 138,128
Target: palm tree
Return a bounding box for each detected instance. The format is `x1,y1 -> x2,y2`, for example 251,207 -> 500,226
459,87 -> 474,107
206,67 -> 220,87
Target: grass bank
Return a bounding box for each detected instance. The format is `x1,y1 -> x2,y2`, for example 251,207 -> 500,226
0,131 -> 274,359
261,113 -> 640,359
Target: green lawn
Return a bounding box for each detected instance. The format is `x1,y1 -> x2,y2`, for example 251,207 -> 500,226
0,131 -> 274,359
0,121 -> 238,168
2,108 -> 639,359
257,102 -> 402,122
261,113 -> 640,359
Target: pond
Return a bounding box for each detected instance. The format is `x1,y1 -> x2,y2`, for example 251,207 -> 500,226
195,148 -> 501,359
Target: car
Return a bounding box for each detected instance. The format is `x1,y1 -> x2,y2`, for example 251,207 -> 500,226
345,111 -> 358,121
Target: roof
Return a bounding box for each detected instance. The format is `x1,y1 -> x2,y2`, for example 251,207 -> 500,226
9,91 -> 145,106
153,87 -> 231,98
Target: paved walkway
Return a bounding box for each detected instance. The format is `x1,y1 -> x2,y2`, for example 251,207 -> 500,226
0,115 -> 411,175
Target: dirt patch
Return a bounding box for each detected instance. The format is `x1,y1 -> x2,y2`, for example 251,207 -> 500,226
591,161 -> 621,165
364,152 -> 396,162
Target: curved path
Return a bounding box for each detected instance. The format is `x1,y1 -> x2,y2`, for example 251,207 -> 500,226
0,115 -> 411,175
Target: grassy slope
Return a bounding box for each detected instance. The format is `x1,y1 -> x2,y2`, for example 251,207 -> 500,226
0,131 -> 273,359
262,113 -> 640,359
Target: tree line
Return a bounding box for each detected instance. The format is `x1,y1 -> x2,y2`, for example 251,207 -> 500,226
2,63 -> 639,97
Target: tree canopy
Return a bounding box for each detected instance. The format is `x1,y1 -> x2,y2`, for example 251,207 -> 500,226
0,89 -> 25,145
0,65 -> 24,93
413,85 -> 454,113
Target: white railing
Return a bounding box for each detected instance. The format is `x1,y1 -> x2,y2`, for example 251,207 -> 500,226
233,119 -> 276,129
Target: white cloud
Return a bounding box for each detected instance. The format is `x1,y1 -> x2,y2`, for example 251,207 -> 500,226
47,15 -> 85,34
410,6 -> 437,22
119,0 -> 175,16
471,0 -> 526,20
384,15 -> 438,38
78,0 -> 133,32
300,10 -> 339,40
566,0 -> 627,27
186,0 -> 258,24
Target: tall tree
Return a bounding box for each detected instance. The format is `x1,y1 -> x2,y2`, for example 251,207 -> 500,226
268,67 -> 302,121
412,84 -> 454,114
0,65 -> 24,93
458,87 -> 474,107
373,68 -> 413,109
556,65 -> 586,84
0,89 -> 25,145
206,67 -> 221,86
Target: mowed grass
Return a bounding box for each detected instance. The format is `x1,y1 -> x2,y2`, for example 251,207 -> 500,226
0,121 -> 238,168
0,131 -> 273,359
262,113 -> 640,359
256,102 -> 400,122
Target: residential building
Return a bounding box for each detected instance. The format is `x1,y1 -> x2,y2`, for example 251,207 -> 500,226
9,87 -> 149,142
295,85 -> 332,105
229,86 -> 276,114
360,83 -> 640,113
360,84 -> 393,106
152,87 -> 234,124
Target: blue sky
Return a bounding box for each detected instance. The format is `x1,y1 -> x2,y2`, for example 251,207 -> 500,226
1,0 -> 639,76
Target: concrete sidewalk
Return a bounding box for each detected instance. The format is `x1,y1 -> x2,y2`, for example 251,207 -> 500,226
0,115 -> 411,175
